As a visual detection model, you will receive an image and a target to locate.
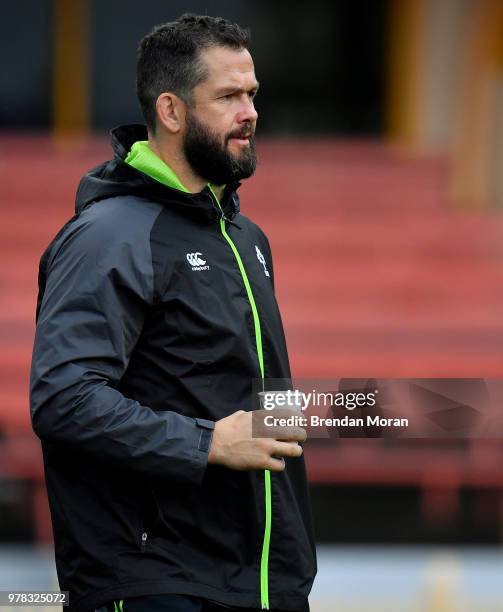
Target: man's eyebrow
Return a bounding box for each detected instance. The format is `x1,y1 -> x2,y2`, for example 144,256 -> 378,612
215,82 -> 260,96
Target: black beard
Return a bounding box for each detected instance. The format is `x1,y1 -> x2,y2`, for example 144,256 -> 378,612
183,110 -> 257,186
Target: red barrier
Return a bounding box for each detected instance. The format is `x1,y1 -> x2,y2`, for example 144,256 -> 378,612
3,136 -> 503,540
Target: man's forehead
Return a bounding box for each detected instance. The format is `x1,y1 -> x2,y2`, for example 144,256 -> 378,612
199,46 -> 257,87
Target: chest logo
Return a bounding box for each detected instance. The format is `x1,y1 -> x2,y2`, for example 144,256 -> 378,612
187,252 -> 209,271
255,246 -> 270,277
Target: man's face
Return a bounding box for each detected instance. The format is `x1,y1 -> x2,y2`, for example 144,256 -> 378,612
182,45 -> 259,186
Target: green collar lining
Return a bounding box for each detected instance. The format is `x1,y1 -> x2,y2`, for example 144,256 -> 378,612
124,141 -> 190,193
124,140 -> 223,201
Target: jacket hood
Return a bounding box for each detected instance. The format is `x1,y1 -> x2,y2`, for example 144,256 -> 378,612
75,124 -> 241,224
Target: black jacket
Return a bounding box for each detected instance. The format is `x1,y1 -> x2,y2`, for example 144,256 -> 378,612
30,125 -> 317,611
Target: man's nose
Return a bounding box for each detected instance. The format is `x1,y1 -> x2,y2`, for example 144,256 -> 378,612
238,97 -> 258,124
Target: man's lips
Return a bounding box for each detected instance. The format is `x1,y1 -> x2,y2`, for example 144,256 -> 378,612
228,133 -> 253,145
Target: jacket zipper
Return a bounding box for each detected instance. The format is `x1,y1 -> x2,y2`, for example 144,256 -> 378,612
209,188 -> 270,610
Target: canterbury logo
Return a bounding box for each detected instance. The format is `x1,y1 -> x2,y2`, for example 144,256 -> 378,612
255,246 -> 270,277
187,252 -> 206,266
186,252 -> 209,271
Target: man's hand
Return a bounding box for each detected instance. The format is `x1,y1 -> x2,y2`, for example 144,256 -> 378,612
207,409 -> 306,472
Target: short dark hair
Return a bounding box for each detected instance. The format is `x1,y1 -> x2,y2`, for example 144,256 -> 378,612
136,14 -> 250,132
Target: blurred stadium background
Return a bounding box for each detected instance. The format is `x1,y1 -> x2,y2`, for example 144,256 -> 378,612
2,0 -> 503,610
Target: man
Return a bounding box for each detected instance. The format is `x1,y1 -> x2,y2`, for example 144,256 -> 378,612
30,14 -> 316,612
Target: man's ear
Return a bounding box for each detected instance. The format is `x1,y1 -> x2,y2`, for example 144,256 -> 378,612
156,92 -> 185,134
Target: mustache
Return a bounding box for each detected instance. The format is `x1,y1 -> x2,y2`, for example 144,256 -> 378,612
226,127 -> 255,141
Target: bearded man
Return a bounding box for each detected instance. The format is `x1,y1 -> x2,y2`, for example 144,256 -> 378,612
30,14 -> 316,612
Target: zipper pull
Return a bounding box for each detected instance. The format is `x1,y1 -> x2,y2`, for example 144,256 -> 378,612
218,206 -> 231,224
220,213 -> 241,230
141,532 -> 148,551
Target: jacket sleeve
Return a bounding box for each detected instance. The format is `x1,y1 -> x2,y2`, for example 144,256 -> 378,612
30,207 -> 214,484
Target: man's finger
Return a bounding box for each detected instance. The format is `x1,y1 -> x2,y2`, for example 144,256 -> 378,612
270,441 -> 303,459
265,456 -> 286,472
273,427 -> 307,442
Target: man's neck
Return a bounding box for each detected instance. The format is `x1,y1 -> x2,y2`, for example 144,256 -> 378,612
147,139 -> 224,200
